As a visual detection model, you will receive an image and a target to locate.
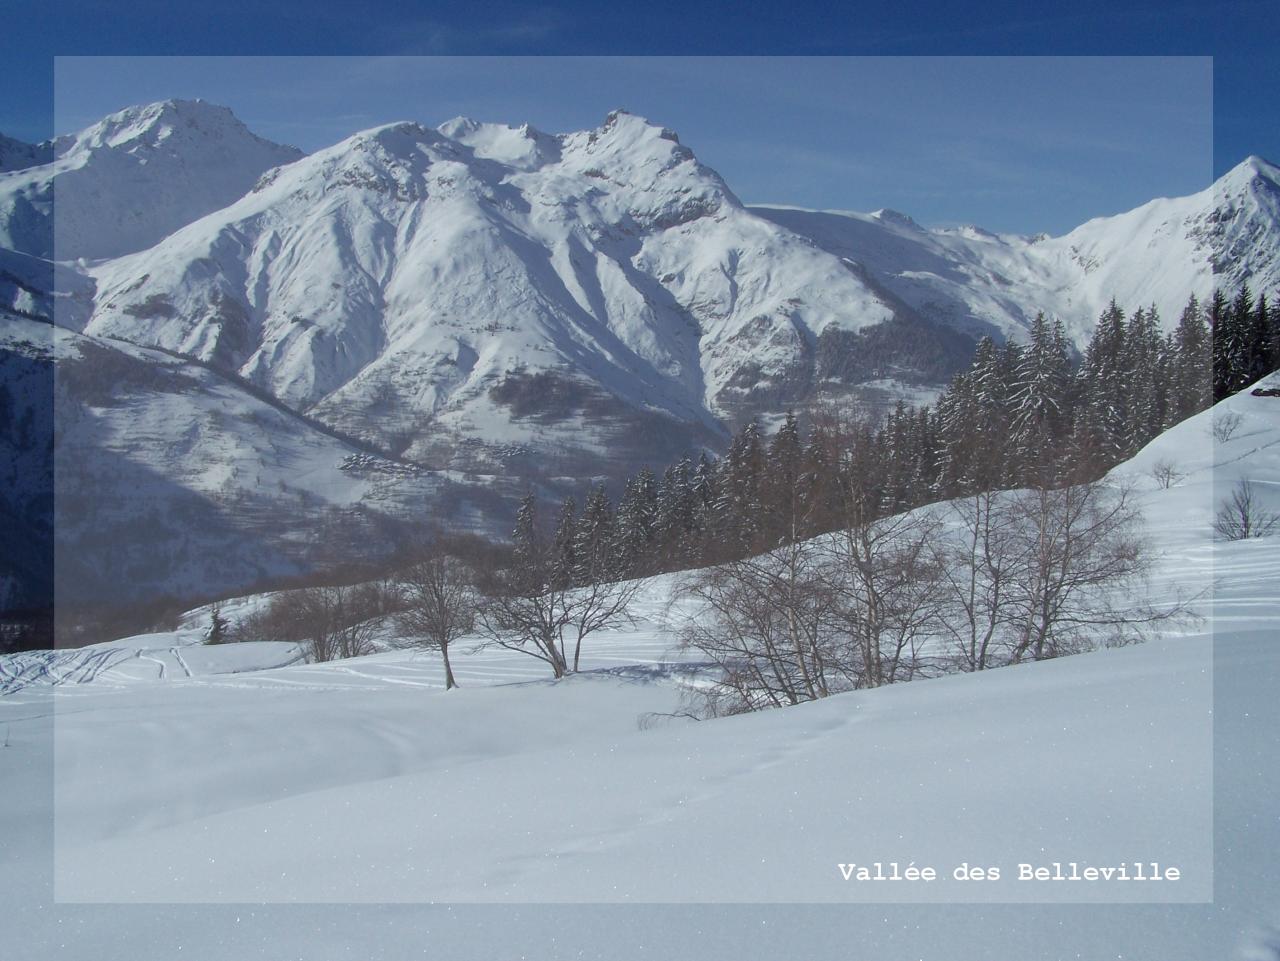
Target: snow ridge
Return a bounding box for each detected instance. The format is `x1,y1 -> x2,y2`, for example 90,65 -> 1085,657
752,154 -> 1280,351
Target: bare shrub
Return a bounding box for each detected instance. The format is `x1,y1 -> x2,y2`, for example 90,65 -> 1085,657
680,538 -> 848,714
1150,459 -> 1186,490
679,506 -> 945,714
1004,481 -> 1171,661
679,478 -> 1186,715
1212,410 -> 1244,443
825,508 -> 945,687
239,584 -> 381,661
1214,480 -> 1280,540
932,491 -> 1023,672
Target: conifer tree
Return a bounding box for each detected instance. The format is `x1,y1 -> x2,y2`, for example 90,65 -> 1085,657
1245,291 -> 1274,385
206,605 -> 229,645
713,420 -> 765,555
1078,300 -> 1129,458
761,411 -> 804,543
575,484 -> 615,583
1124,305 -> 1165,455
1170,294 -> 1211,423
1010,312 -> 1071,482
615,468 -> 659,576
552,496 -> 578,587
653,459 -> 690,567
1214,286 -> 1252,399
511,494 -> 543,588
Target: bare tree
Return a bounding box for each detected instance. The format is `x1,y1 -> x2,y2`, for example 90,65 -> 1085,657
477,550 -> 574,677
680,498 -> 945,713
1212,410 -> 1244,443
563,573 -> 641,674
394,542 -> 477,690
680,470 -> 1192,715
933,490 -> 1023,672
476,495 -> 639,678
1004,480 -> 1166,662
824,504 -> 945,688
478,548 -> 639,678
1214,479 -> 1280,540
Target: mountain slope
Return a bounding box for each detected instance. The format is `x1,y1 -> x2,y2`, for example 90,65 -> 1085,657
0,315 -> 52,611
0,315 -> 518,608
0,133 -> 51,174
0,100 -> 303,261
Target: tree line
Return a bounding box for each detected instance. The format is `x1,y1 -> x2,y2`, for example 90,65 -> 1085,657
532,287 -> 1275,582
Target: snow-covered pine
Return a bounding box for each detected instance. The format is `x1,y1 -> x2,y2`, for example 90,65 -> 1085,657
1008,313 -> 1071,477
1169,295 -> 1211,423
552,496 -> 578,586
614,468 -> 659,577
574,484 -> 615,583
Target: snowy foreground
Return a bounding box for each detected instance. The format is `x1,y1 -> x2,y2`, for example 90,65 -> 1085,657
3,385 -> 1279,959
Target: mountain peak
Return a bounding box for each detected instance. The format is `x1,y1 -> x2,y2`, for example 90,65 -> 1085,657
69,99 -> 270,153
435,116 -> 558,170
1218,154 -> 1280,196
0,100 -> 305,260
352,120 -> 439,146
1240,154 -> 1278,176
61,99 -> 304,165
601,108 -> 680,143
437,116 -> 482,139
871,208 -> 923,231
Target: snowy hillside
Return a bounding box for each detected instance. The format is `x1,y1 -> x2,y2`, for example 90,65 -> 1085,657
753,154 -> 1280,351
0,100 -> 303,260
4,384 -> 1278,958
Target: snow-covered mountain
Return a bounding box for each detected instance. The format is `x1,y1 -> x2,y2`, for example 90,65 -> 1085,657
6,100 -> 1280,608
0,100 -> 303,260
68,107 -> 1280,483
81,110 -> 906,473
752,154 -> 1280,350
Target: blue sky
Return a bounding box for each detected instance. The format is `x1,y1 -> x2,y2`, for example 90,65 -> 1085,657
5,1 -> 1272,235
49,56 -> 1213,236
